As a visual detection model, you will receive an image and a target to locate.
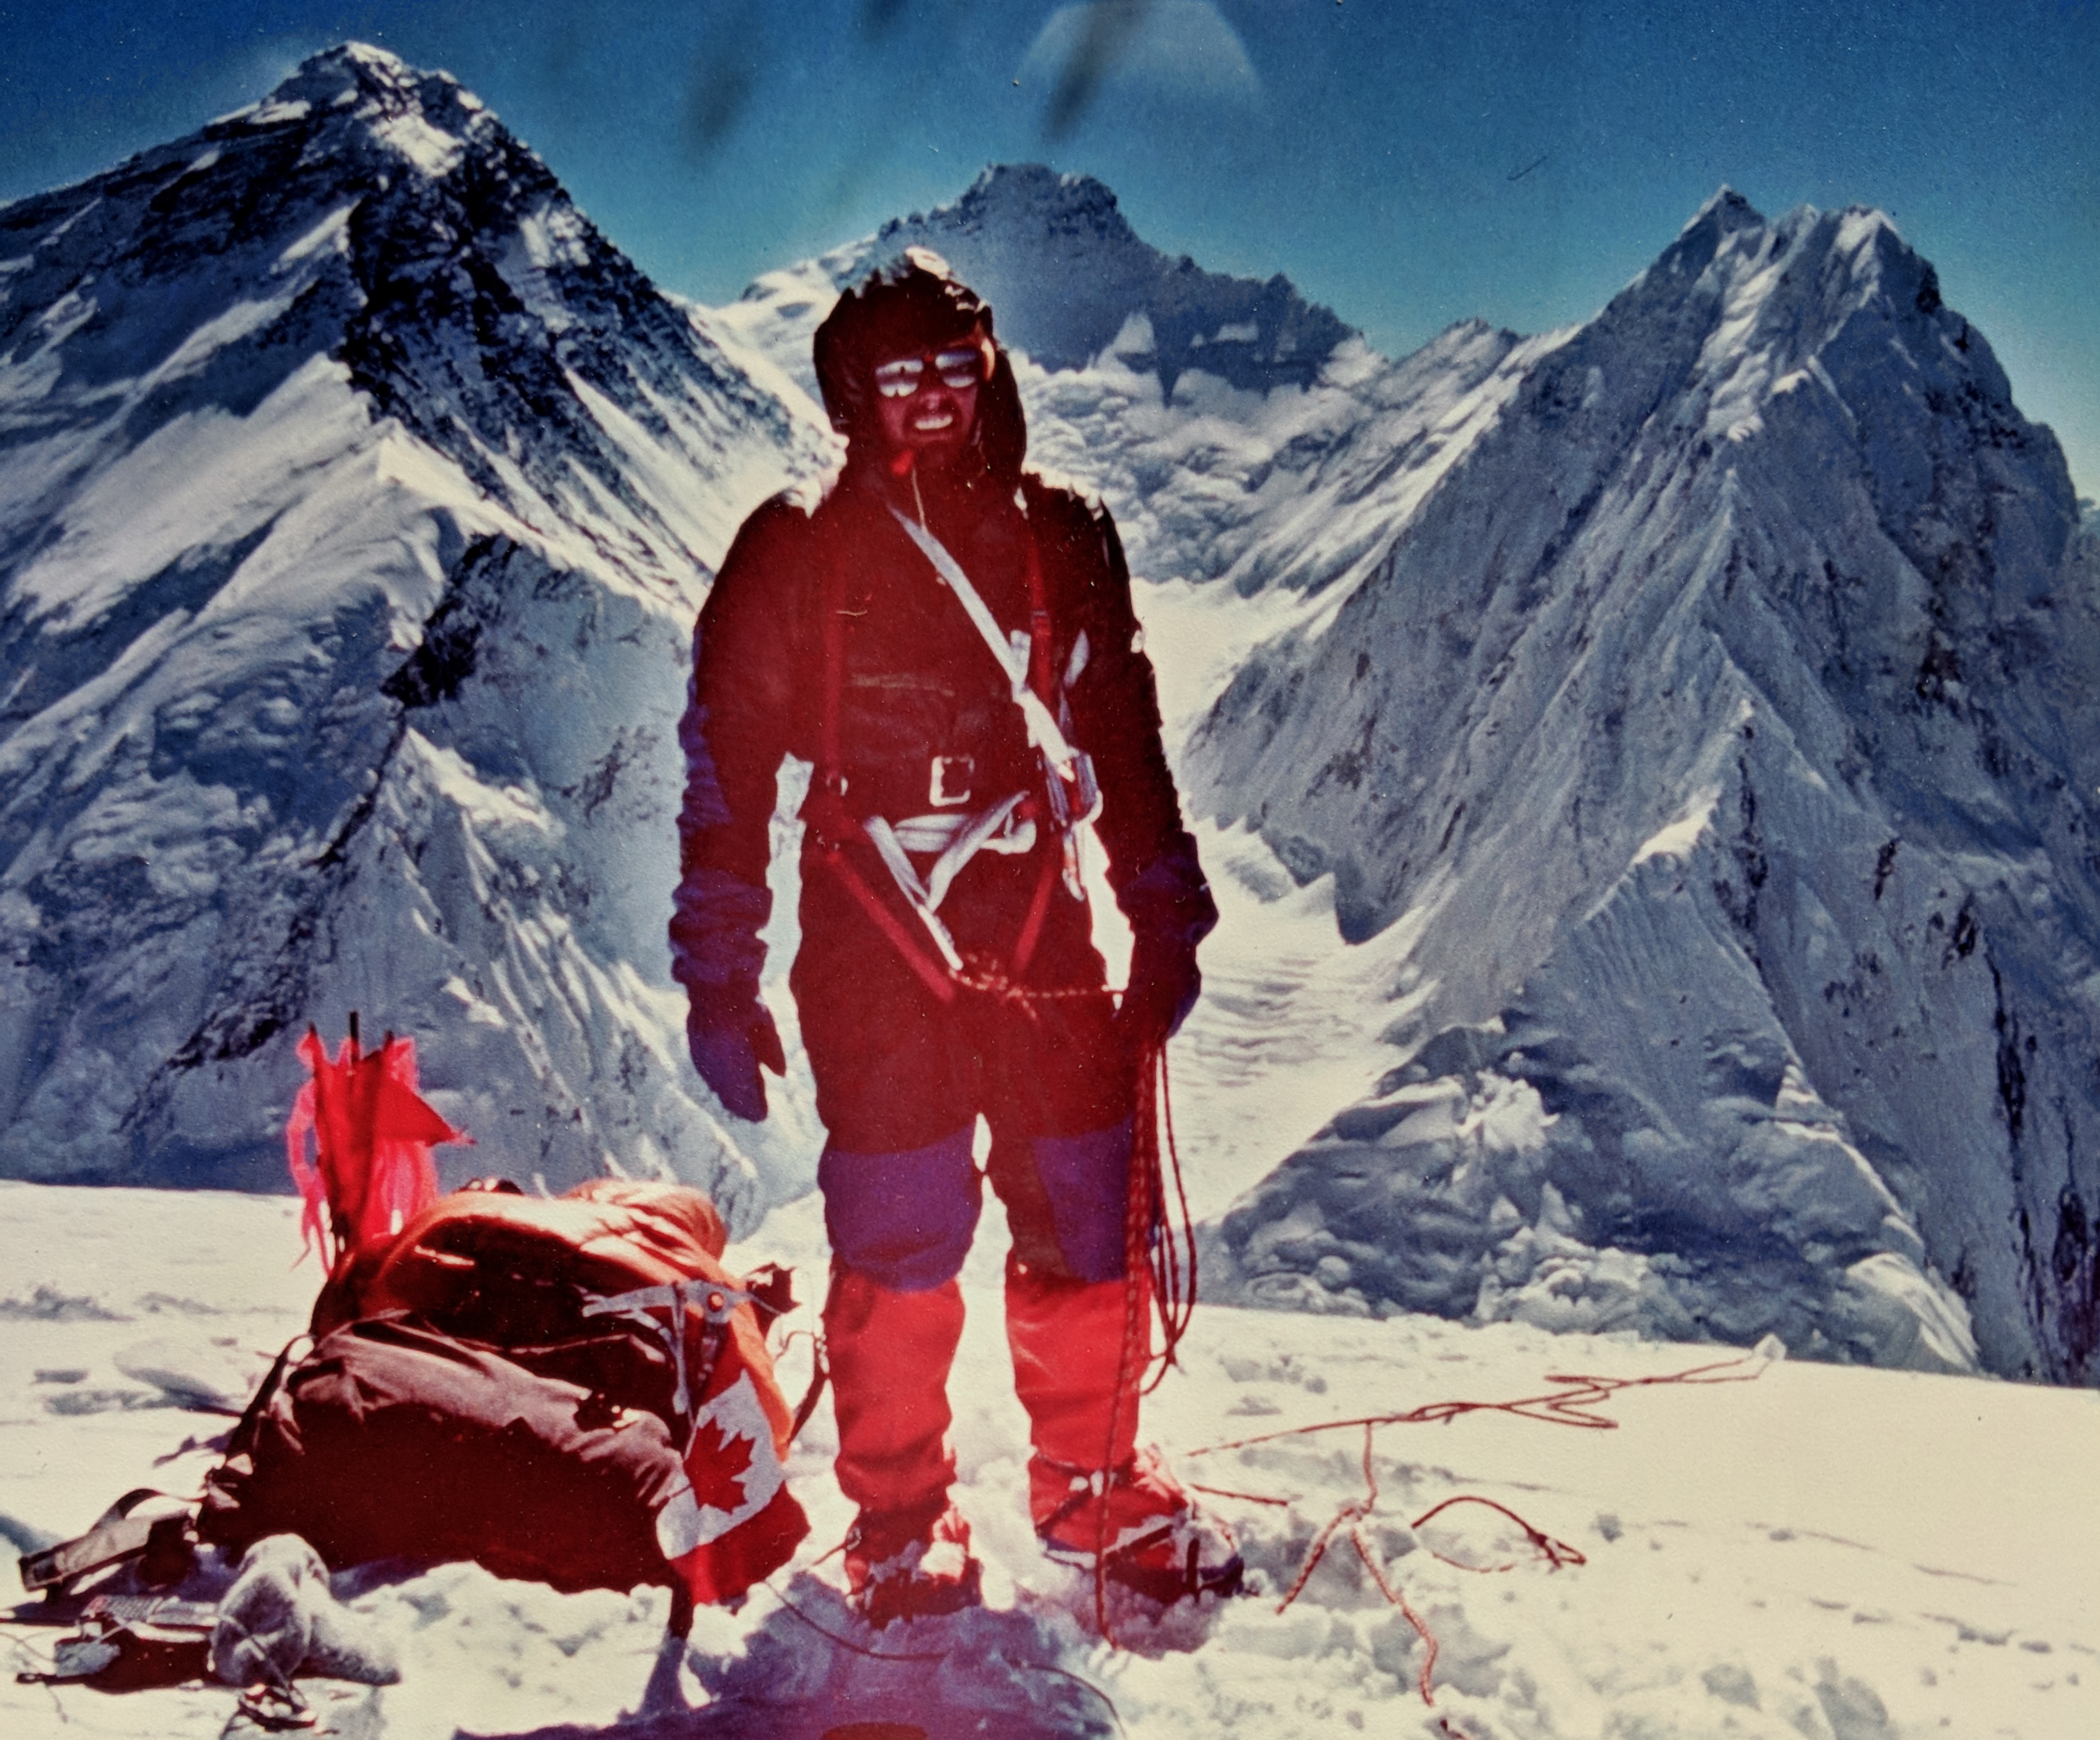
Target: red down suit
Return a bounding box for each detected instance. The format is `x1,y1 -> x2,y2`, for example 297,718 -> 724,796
672,358 -> 1216,1525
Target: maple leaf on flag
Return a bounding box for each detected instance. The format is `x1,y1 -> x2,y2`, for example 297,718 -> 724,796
684,1409 -> 757,1516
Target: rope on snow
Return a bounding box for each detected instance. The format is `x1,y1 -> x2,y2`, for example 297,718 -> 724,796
1180,1352 -> 1772,1729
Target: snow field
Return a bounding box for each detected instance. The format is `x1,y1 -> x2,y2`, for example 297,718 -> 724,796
3,1178 -> 2094,1738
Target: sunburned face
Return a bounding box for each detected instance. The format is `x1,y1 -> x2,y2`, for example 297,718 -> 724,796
869,335 -> 990,472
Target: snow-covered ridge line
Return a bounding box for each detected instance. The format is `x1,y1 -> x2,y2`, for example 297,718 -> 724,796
0,43 -> 827,1216
1188,187 -> 2099,1384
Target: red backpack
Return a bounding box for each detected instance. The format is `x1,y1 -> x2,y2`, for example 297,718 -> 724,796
197,1177 -> 809,1612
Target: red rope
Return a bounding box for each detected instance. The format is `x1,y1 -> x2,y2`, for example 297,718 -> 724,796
1090,1046 -> 1152,1644
1140,1052 -> 1197,1390
1192,1354 -> 1765,1457
1087,1043 -> 1203,1643
1412,1495 -> 1587,1573
1189,1354 -> 1768,1729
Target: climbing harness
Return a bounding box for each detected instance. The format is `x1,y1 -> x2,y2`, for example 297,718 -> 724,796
809,486 -> 1102,997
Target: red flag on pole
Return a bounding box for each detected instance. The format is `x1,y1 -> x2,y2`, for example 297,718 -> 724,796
285,1017 -> 467,1270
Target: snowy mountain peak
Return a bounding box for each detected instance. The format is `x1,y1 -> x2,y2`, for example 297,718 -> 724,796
1642,185 -> 1768,290
1188,190 -> 2094,1383
728,161 -> 1353,397
244,40 -> 457,113
0,48 -> 820,1204
910,162 -> 1144,254
1683,183 -> 1764,232
198,42 -> 498,185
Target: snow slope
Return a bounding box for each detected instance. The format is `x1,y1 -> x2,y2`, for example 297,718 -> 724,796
3,1179 -> 2094,1740
1187,193 -> 2100,1386
0,45 -> 827,1213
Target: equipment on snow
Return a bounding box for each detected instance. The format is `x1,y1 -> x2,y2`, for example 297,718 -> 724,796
16,1489 -> 197,1599
20,1179 -> 810,1640
12,1593 -> 218,1693
214,1177 -> 810,1612
209,1534 -> 400,1691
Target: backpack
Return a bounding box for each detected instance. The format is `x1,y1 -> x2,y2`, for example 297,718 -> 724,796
203,1177 -> 809,1609
22,1179 -> 808,1623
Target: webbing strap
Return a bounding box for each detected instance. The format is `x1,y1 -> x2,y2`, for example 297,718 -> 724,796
17,1491 -> 172,1594
890,508 -> 1081,770
862,818 -> 965,972
1010,846 -> 1062,979
817,845 -> 960,1004
820,556 -> 844,781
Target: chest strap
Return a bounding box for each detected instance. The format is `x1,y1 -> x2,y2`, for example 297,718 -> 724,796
888,507 -> 1081,772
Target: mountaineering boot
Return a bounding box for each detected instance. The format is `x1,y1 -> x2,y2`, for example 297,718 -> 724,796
1005,1258 -> 1242,1604
824,1266 -> 982,1622
840,1495 -> 983,1627
1031,1448 -> 1244,1604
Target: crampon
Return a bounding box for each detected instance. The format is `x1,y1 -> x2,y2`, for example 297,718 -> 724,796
842,1498 -> 983,1627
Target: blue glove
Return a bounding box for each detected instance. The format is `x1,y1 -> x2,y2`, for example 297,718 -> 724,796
1115,844 -> 1219,1051
686,988 -> 787,1122
1117,928 -> 1203,1050
671,869 -> 784,1118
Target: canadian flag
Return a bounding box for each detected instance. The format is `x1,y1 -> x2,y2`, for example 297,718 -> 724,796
657,1368 -> 809,1605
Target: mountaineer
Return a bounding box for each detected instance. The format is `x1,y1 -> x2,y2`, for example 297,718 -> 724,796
671,249 -> 1240,1625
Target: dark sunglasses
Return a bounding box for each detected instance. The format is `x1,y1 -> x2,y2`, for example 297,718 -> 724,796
874,346 -> 988,398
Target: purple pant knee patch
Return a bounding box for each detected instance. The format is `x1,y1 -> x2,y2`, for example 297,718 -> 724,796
820,1118 -> 1135,1290
819,1127 -> 981,1292
1028,1119 -> 1134,1284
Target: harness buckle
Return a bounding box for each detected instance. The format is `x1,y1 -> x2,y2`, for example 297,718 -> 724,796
929,754 -> 974,809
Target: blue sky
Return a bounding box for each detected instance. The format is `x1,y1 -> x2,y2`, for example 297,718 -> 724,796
2,1 -> 2094,493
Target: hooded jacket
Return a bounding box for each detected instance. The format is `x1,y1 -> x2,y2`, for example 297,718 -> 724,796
670,278 -> 1212,1025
